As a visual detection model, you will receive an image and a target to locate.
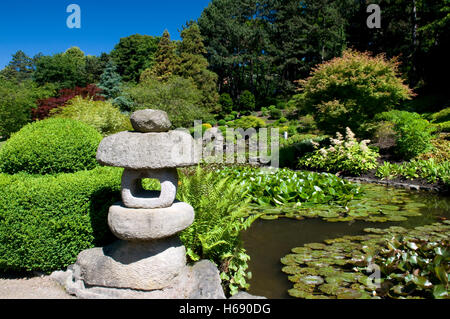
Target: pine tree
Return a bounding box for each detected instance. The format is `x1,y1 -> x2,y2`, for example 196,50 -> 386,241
146,30 -> 180,82
1,50 -> 34,82
178,23 -> 220,113
98,60 -> 122,99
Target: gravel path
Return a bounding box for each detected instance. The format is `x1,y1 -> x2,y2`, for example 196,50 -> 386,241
0,274 -> 75,299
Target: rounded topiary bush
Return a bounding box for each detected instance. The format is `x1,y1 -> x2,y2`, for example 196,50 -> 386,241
0,118 -> 103,175
0,167 -> 122,272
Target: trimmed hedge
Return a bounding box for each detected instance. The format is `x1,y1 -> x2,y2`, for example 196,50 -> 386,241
0,167 -> 122,272
0,118 -> 102,175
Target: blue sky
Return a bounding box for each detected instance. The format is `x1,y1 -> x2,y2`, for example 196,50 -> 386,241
0,0 -> 211,68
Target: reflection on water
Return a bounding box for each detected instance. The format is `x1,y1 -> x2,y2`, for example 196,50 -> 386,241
241,185 -> 450,299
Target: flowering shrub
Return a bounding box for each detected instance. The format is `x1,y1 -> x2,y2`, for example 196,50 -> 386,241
298,128 -> 380,176
32,84 -> 104,120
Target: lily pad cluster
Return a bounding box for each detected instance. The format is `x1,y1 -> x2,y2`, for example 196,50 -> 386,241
253,183 -> 428,223
282,221 -> 450,299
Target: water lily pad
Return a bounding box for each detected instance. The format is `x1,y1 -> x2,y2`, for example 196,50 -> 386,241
299,275 -> 324,286
318,211 -> 340,218
386,215 -> 408,222
336,288 -> 363,299
282,265 -> 302,275
319,283 -> 340,295
260,215 -> 279,220
288,288 -> 315,299
304,243 -> 327,250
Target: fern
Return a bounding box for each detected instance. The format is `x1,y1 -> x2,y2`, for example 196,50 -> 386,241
177,166 -> 259,295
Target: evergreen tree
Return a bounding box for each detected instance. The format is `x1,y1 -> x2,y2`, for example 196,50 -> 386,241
98,60 -> 122,100
147,30 -> 180,82
110,34 -> 160,83
178,23 -> 220,113
1,51 -> 34,83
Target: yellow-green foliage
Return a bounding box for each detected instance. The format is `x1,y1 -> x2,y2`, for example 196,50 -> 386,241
232,116 -> 266,130
431,108 -> 450,123
51,96 -> 132,136
294,49 -> 414,134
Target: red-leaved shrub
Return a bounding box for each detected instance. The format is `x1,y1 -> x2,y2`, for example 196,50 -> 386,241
32,84 -> 104,120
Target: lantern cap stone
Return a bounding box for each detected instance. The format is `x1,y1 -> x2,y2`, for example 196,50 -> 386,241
130,109 -> 172,133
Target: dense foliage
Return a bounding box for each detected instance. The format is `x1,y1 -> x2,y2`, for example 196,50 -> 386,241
0,78 -> 54,137
375,110 -> 435,159
298,128 -> 380,175
293,50 -> 413,134
50,96 -> 132,136
0,118 -> 102,175
376,159 -> 450,185
110,34 -> 160,82
0,167 -> 122,272
32,84 -> 104,121
216,166 -> 360,208
178,166 -> 257,295
125,75 -> 212,127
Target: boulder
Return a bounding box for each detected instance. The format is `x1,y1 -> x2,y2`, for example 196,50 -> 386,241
130,109 -> 171,133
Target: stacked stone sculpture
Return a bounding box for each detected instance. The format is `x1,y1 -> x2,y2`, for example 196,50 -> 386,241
52,109 -> 226,299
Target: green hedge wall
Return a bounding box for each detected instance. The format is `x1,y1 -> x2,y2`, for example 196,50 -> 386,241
0,167 -> 122,273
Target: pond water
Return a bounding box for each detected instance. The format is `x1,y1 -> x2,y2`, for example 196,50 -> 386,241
241,184 -> 450,299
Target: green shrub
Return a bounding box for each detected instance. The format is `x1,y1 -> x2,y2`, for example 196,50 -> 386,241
297,115 -> 317,133
376,110 -> 435,159
224,114 -> 235,122
268,105 -> 282,120
294,49 -> 414,134
260,107 -> 269,117
434,121 -> 450,133
279,134 -> 326,168
0,167 -> 122,272
430,107 -> 450,123
218,119 -> 227,126
376,159 -> 449,185
126,76 -> 212,128
232,116 -> 266,130
298,128 -> 380,175
0,118 -> 102,175
219,93 -> 234,114
0,78 -> 55,138
279,117 -> 288,123
238,90 -> 256,113
51,96 -> 132,136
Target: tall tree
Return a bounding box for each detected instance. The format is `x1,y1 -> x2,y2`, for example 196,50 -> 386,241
0,51 -> 34,83
144,30 -> 180,82
33,47 -> 88,89
110,34 -> 160,82
178,23 -> 220,113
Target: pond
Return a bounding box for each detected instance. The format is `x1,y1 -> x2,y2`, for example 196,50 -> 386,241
241,183 -> 450,299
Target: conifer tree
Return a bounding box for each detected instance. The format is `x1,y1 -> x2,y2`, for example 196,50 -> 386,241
98,60 -> 122,100
147,30 -> 180,82
178,23 -> 220,113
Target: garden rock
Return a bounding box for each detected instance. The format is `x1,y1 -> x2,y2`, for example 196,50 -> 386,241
53,109 -> 227,299
96,130 -> 200,170
108,201 -> 195,241
130,109 -> 171,133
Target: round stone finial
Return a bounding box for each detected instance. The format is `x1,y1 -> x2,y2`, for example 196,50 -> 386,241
130,109 -> 172,133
